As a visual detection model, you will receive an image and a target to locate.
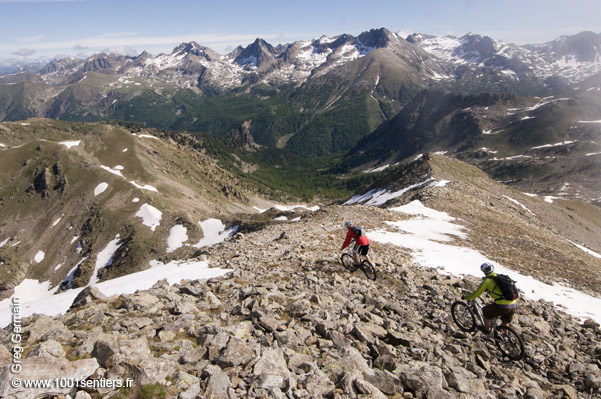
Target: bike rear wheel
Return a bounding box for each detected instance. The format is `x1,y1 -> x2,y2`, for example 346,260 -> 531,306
341,253 -> 358,272
451,301 -> 476,332
361,260 -> 377,281
494,325 -> 524,361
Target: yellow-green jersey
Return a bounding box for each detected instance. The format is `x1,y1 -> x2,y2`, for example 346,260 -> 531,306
465,273 -> 517,306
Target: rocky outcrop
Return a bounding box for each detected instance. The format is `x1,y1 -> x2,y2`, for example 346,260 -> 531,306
0,206 -> 600,398
225,120 -> 261,152
0,357 -> 99,398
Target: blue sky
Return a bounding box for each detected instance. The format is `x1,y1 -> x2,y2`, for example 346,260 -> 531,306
1,0 -> 600,64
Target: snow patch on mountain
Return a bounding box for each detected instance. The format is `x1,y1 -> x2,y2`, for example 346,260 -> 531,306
91,235 -> 122,285
344,179 -> 435,206
193,219 -> 238,248
94,182 -> 108,196
0,259 -> 231,328
136,204 -> 162,231
167,224 -> 188,253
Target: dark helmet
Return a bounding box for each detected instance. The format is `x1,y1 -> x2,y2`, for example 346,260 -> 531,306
344,221 -> 352,228
480,262 -> 494,275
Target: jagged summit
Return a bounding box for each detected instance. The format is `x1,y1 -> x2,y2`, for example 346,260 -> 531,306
38,57 -> 81,75
81,53 -> 127,73
356,27 -> 396,48
170,41 -> 222,61
454,33 -> 498,61
233,38 -> 280,68
527,31 -> 601,63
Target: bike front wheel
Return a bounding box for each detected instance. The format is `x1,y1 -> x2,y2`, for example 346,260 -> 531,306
494,325 -> 524,361
451,301 -> 476,332
341,253 -> 358,272
361,260 -> 377,281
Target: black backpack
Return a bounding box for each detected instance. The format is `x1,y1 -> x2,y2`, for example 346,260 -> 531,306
352,226 -> 366,237
493,274 -> 519,301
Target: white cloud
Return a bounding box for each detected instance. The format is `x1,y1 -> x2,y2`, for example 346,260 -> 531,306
73,44 -> 88,52
12,48 -> 36,57
101,45 -> 139,57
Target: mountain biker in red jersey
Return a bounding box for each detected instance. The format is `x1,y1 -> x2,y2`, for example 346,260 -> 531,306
341,221 -> 371,266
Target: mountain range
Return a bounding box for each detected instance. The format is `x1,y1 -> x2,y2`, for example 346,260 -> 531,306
5,29 -> 601,89
2,28 -> 601,132
2,29 -> 600,201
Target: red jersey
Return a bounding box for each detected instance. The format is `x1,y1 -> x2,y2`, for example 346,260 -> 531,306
341,227 -> 370,249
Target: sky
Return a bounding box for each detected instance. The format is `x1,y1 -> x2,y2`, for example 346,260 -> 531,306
1,0 -> 600,65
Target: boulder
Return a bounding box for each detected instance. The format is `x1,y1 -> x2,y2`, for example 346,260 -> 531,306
0,357 -> 99,398
203,364 -> 234,399
26,339 -> 66,359
70,286 -> 108,309
216,337 -> 256,368
26,315 -> 74,344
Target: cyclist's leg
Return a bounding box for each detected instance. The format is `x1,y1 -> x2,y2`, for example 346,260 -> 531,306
500,307 -> 516,327
363,244 -> 373,265
352,244 -> 360,265
360,244 -> 370,263
482,303 -> 503,332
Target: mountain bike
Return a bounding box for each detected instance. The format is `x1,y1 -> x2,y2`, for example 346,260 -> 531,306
340,244 -> 376,281
451,298 -> 524,361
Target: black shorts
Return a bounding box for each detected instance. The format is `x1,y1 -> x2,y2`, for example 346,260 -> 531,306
353,243 -> 369,256
483,303 -> 516,324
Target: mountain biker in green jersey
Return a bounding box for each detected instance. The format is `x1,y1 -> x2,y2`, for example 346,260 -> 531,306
462,262 -> 517,332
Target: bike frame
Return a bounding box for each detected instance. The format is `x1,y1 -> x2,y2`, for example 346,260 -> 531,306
468,299 -> 499,331
468,299 -> 485,325
347,240 -> 368,263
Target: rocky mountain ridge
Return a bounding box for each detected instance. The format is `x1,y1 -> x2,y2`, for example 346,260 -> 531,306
1,140 -> 601,398
0,119 -> 272,298
347,88 -> 601,204
408,31 -> 601,84
5,29 -> 601,92
5,29 -> 439,91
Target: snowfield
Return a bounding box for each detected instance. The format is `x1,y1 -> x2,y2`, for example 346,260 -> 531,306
0,260 -> 231,328
369,199 -> 601,324
0,220 -> 235,328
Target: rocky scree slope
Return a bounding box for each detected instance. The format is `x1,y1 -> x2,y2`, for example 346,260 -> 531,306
1,204 -> 601,399
346,153 -> 601,296
0,164 -> 601,399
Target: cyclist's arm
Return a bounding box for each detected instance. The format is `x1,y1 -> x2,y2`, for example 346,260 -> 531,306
464,278 -> 493,301
341,229 -> 355,249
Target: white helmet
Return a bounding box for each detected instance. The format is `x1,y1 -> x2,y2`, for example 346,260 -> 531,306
480,262 -> 494,274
